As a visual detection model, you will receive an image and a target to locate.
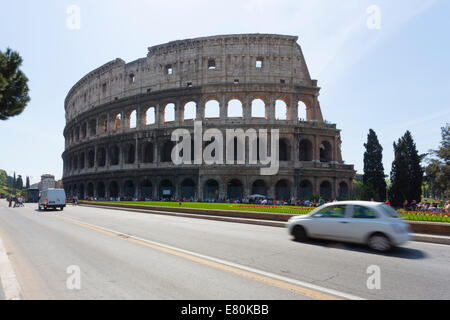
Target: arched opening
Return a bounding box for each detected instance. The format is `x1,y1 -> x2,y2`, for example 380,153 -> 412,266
124,180 -> 135,198
227,179 -> 243,200
109,181 -> 119,198
81,123 -> 87,140
251,99 -> 265,118
227,99 -> 243,118
184,101 -> 196,120
181,179 -> 196,199
164,103 -> 175,122
109,145 -> 120,166
97,148 -> 106,167
79,184 -> 85,200
112,113 -> 121,132
141,180 -> 153,199
145,107 -> 155,125
159,180 -> 173,199
97,182 -> 106,199
129,110 -> 137,129
99,115 -> 107,134
339,182 -> 349,198
251,180 -> 267,196
299,180 -> 313,198
299,139 -> 313,161
275,180 -> 290,201
73,155 -> 78,170
279,139 -> 290,161
79,152 -> 85,169
89,119 -> 96,136
87,183 -> 94,198
143,143 -> 154,163
320,141 -> 332,163
204,180 -> 219,201
205,100 -> 220,118
88,150 -> 95,168
298,101 -> 307,121
125,144 -> 135,164
320,181 -> 332,200
275,100 -> 287,120
161,141 -> 175,162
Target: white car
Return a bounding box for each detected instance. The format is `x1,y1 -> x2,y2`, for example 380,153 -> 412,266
287,201 -> 411,252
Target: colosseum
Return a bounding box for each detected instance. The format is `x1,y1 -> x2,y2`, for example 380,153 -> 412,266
62,34 -> 355,202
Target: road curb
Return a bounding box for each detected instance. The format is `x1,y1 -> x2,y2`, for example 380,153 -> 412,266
80,203 -> 450,245
0,236 -> 23,300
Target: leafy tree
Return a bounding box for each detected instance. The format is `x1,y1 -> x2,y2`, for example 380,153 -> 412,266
424,124 -> 450,199
0,169 -> 6,185
363,129 -> 387,201
0,48 -> 30,120
389,131 -> 424,207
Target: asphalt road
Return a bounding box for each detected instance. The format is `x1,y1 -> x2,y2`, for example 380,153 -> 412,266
0,200 -> 449,300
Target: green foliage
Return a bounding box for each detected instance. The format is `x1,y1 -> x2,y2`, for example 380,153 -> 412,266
424,124 -> 450,200
0,170 -> 6,185
363,129 -> 387,201
389,131 -> 424,207
0,48 -> 30,120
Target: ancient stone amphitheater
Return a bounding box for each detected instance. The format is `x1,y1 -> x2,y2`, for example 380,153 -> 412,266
62,34 -> 355,201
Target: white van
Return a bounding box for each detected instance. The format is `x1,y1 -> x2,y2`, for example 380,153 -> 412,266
38,189 -> 66,211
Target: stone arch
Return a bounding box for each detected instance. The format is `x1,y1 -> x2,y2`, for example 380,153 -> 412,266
320,180 -> 332,200
141,179 -> 153,199
111,112 -> 121,132
204,99 -> 220,119
298,101 -> 307,121
251,180 -> 267,196
279,138 -> 290,161
299,180 -> 313,198
320,141 -> 332,163
79,183 -> 85,199
183,101 -> 197,120
164,103 -> 175,122
87,183 -> 94,198
109,181 -> 120,198
97,182 -> 106,198
124,180 -> 135,198
227,99 -> 243,118
97,147 -> 106,167
339,181 -> 349,198
125,143 -> 135,164
204,179 -> 219,200
275,99 -> 287,120
144,106 -> 156,126
109,145 -> 120,166
275,179 -> 291,201
161,140 -> 175,162
227,179 -> 243,200
88,149 -> 95,168
251,98 -> 266,118
99,115 -> 107,133
142,142 -> 154,163
299,139 -> 313,161
180,178 -> 196,199
159,180 -> 174,199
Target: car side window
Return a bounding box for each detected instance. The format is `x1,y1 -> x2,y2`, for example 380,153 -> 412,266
312,206 -> 346,218
352,206 -> 378,219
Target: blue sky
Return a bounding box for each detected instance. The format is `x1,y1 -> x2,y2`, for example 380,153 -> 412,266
0,0 -> 449,184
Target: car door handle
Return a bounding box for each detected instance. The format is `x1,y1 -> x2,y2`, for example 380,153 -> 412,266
339,221 -> 350,224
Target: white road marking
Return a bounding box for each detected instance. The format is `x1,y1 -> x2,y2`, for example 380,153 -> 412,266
0,236 -> 23,300
57,214 -> 365,300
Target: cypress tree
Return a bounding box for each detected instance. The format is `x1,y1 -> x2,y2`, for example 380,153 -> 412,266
363,129 -> 387,201
389,131 -> 424,207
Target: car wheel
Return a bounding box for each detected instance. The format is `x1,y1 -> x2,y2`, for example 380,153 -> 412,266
368,233 -> 392,252
293,225 -> 308,242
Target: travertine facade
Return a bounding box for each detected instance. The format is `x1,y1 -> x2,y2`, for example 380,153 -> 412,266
62,34 -> 355,201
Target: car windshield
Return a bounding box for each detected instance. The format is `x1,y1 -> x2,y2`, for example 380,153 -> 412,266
379,204 -> 401,218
